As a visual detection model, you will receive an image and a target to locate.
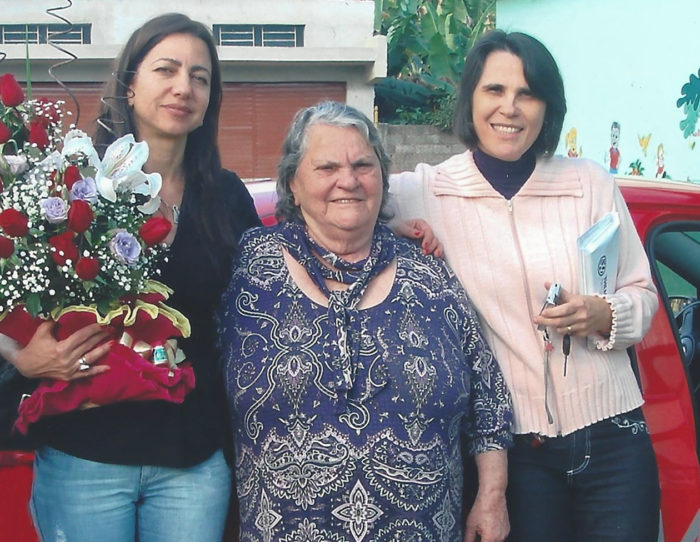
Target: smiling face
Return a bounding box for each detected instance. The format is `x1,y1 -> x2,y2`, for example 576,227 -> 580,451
128,33 -> 212,144
611,124 -> 620,148
472,50 -> 546,162
290,123 -> 383,254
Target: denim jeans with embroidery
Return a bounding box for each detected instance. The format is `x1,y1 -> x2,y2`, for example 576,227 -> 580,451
507,407 -> 660,542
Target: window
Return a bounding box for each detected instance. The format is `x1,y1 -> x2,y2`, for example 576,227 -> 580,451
214,24 -> 304,47
0,24 -> 91,45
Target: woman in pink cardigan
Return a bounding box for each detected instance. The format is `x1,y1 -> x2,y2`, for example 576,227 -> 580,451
390,30 -> 660,541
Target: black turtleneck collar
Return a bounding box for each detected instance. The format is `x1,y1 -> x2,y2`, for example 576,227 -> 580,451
473,147 -> 537,200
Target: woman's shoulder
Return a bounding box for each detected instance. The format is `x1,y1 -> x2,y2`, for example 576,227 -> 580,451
216,168 -> 251,199
239,223 -> 282,254
538,155 -> 613,181
232,225 -> 286,285
214,168 -> 262,229
394,236 -> 461,292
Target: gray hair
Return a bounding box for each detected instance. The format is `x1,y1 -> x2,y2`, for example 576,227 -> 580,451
275,101 -> 392,223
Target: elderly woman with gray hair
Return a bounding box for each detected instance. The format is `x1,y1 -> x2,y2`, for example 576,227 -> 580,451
217,101 -> 513,542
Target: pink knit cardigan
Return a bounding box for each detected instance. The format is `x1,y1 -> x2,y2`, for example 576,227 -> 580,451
390,151 -> 658,436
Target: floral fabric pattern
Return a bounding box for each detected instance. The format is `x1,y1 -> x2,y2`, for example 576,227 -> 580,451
218,224 -> 513,541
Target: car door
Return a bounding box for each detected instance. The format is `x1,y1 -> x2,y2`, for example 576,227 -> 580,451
621,179 -> 700,542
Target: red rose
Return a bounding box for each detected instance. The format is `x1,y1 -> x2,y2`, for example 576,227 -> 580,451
0,74 -> 24,107
0,120 -> 11,144
75,256 -> 99,280
138,216 -> 172,246
67,200 -> 93,233
0,235 -> 14,258
49,231 -> 79,266
63,165 -> 82,190
0,208 -> 29,237
28,120 -> 50,150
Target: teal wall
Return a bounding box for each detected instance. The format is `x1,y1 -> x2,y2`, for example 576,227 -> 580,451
497,0 -> 699,182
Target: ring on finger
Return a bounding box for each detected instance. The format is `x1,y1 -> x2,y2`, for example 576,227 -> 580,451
567,325 -> 572,334
78,356 -> 90,372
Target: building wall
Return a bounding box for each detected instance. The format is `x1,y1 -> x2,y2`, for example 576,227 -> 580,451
0,0 -> 384,177
497,0 -> 700,182
378,124 -> 465,174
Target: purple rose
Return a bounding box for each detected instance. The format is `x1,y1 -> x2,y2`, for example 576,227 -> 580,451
40,197 -> 69,224
70,177 -> 99,203
109,230 -> 141,266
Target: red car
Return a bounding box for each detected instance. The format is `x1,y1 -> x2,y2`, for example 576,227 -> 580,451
2,176 -> 700,541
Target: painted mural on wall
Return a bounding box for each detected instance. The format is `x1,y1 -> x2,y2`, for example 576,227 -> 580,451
607,122 -> 621,174
562,67 -> 691,180
678,69 -> 700,146
565,128 -> 581,158
498,0 -> 700,183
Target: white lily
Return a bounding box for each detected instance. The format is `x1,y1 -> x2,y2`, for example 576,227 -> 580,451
69,133 -> 162,214
61,129 -> 100,169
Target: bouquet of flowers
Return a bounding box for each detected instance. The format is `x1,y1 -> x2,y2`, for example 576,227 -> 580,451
0,73 -> 195,434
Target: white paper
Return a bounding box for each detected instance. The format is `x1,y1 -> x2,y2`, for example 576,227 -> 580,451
577,212 -> 620,295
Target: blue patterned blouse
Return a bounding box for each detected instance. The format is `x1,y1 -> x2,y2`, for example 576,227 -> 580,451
218,224 -> 513,542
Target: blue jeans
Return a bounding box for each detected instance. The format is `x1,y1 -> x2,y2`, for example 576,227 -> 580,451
30,447 -> 232,542
507,408 -> 660,542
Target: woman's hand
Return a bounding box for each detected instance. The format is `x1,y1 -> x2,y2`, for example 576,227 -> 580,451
465,449 -> 509,542
534,282 -> 613,337
13,322 -> 112,381
393,218 -> 445,258
465,488 -> 509,542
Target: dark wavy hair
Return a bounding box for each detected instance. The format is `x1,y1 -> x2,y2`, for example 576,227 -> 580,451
453,29 -> 566,158
275,101 -> 392,223
93,13 -> 236,258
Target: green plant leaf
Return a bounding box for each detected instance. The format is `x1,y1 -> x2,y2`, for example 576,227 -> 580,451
467,0 -> 495,48
421,73 -> 454,92
452,0 -> 469,22
420,3 -> 440,37
97,298 -> 113,317
26,293 -> 42,317
426,34 -> 453,81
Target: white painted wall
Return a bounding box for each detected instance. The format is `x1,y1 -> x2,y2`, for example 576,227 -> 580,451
0,0 -> 383,116
497,0 -> 700,182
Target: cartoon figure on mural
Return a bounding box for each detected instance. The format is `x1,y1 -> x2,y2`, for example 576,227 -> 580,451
656,143 -> 666,178
638,133 -> 651,157
608,121 -> 621,173
565,127 -> 581,158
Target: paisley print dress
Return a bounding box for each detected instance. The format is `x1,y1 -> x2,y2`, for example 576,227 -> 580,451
218,225 -> 512,542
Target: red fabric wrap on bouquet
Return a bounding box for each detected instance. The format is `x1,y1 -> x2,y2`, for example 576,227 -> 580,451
13,344 -> 195,434
0,305 -> 42,346
0,294 -> 195,434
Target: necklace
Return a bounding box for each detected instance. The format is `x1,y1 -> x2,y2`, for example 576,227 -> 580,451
161,200 -> 180,224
